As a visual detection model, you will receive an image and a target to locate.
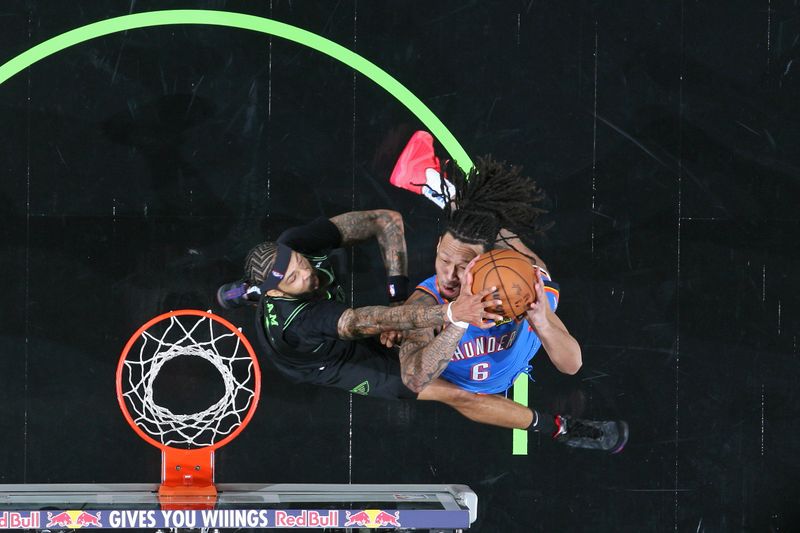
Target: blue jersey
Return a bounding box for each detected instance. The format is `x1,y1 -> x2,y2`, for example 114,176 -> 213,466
415,270 -> 560,394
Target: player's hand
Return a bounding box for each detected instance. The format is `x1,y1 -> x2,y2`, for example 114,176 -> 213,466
450,256 -> 504,329
380,330 -> 403,347
525,268 -> 550,330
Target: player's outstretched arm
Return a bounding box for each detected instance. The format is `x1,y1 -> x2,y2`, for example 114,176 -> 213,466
337,304 -> 445,340
397,325 -> 464,393
335,284 -> 502,340
329,210 -> 407,277
525,269 -> 582,375
379,288 -> 437,348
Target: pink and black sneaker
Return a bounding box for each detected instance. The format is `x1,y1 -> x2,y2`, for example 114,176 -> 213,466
553,415 -> 629,454
389,130 -> 454,209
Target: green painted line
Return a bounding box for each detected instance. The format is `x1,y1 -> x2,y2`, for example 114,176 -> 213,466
0,9 -> 473,172
512,373 -> 529,455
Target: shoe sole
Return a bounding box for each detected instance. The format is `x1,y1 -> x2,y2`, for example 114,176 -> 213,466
389,131 -> 439,191
217,284 -> 258,310
610,420 -> 629,454
216,284 -> 235,310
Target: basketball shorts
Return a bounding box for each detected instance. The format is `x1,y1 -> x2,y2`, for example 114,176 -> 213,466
274,337 -> 418,400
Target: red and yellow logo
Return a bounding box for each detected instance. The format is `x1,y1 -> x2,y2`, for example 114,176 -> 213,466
46,511 -> 102,528
343,509 -> 401,528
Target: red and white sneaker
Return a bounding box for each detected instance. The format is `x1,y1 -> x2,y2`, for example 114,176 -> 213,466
389,131 -> 454,209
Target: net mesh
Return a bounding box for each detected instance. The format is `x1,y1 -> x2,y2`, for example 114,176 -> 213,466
121,313 -> 257,448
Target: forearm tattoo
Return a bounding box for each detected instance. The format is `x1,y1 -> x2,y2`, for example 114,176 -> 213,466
402,289 -> 436,306
337,304 -> 445,340
375,215 -> 407,277
398,325 -> 465,392
330,210 -> 407,277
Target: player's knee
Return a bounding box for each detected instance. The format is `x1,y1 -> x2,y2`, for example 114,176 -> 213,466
439,386 -> 481,410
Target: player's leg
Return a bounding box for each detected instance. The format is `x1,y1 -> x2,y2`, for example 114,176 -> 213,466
310,338 -> 418,400
417,378 -> 535,429
418,378 -> 629,453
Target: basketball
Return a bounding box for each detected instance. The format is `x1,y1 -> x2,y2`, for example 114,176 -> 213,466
470,249 -> 537,319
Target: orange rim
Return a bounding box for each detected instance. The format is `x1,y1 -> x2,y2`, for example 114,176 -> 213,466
116,309 -> 261,451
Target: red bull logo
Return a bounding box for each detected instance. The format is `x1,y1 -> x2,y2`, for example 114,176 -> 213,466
343,509 -> 401,528
46,511 -> 102,529
273,510 -> 337,528
0,512 -> 41,529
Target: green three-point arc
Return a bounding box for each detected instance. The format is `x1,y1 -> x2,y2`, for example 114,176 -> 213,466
0,8 -> 529,454
0,9 -> 474,172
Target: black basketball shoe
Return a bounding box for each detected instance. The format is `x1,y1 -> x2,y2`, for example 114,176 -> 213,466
552,415 -> 629,454
216,280 -> 261,309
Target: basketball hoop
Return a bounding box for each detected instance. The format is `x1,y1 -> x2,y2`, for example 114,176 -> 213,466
116,310 -> 261,508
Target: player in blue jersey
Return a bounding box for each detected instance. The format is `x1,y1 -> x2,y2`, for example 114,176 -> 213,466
413,264 -> 561,394
386,131 -> 628,452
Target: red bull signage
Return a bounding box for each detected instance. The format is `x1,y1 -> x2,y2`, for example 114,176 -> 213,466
344,509 -> 401,528
0,508 -> 469,529
273,510 -> 339,528
0,512 -> 41,529
45,511 -> 103,528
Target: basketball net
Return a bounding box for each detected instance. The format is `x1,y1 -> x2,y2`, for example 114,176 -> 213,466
117,310 -> 261,508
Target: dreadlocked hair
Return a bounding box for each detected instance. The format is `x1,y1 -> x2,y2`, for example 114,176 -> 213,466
244,241 -> 279,285
441,155 -> 550,250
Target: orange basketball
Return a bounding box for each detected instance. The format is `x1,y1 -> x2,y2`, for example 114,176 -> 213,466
470,249 -> 537,319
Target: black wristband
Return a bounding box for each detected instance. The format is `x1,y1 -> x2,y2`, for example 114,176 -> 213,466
386,275 -> 410,303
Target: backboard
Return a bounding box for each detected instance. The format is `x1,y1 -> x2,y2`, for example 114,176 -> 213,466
0,483 -> 477,531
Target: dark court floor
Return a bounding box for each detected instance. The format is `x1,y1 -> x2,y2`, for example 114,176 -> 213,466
1,1 -> 798,531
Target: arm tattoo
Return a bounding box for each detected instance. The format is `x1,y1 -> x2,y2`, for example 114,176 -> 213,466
330,210 -> 407,277
403,289 -> 437,306
398,325 -> 466,392
375,214 -> 407,277
337,304 -> 446,340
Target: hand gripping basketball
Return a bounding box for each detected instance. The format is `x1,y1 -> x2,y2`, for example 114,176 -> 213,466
525,267 -> 550,329
470,249 -> 538,320
449,256 -> 504,329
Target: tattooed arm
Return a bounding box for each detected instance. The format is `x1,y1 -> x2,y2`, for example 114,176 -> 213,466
379,289 -> 440,347
337,285 -> 502,340
389,290 -> 468,392
398,323 -> 467,393
329,210 -> 407,277
383,262 -> 503,392
337,303 -> 446,339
